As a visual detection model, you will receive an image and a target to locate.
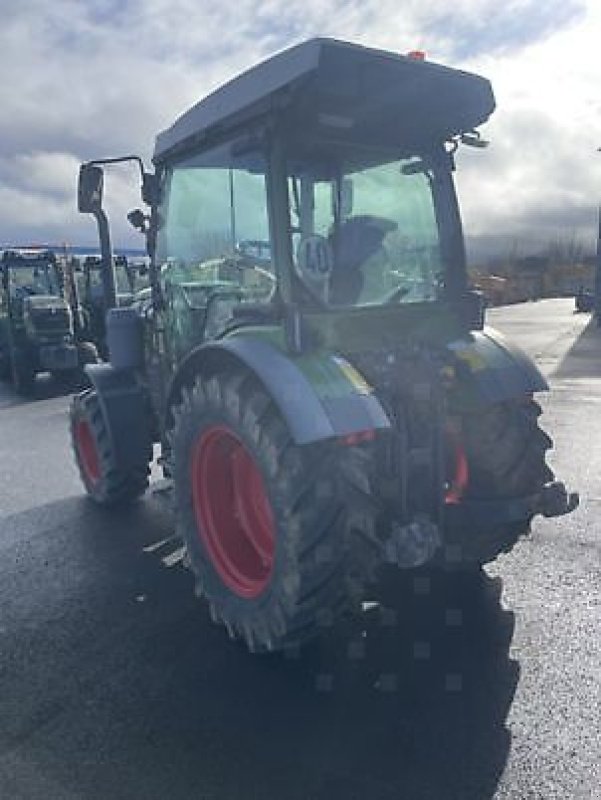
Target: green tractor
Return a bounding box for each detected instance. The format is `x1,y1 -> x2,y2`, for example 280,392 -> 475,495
76,253 -> 145,358
0,249 -> 97,394
70,39 -> 578,652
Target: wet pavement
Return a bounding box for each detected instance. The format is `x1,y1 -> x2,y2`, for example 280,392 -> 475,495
0,299 -> 599,799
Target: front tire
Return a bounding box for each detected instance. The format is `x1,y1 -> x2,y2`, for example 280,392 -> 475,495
70,389 -> 150,505
171,370 -> 377,652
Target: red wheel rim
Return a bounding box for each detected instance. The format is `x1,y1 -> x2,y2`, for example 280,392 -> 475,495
75,419 -> 101,486
191,425 -> 276,599
445,428 -> 469,505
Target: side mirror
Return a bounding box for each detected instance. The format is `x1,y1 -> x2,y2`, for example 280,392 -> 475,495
460,131 -> 489,149
127,208 -> 147,233
78,164 -> 104,213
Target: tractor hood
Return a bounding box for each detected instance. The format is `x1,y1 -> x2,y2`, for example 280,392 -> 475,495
154,38 -> 495,161
23,295 -> 72,337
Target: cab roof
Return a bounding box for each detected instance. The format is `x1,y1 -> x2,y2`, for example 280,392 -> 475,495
154,37 -> 495,162
1,249 -> 57,267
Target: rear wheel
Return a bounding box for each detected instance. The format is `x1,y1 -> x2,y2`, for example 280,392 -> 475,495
442,396 -> 553,567
170,370 -> 377,652
70,389 -> 150,505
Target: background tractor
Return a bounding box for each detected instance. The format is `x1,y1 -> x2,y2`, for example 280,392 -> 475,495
70,38 -> 578,652
74,253 -> 146,358
0,249 -> 97,394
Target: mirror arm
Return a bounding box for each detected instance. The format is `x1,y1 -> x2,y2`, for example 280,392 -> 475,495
80,155 -> 160,311
87,154 -> 146,182
147,206 -> 164,310
91,207 -> 117,311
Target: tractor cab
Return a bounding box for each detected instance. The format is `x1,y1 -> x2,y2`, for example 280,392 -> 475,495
149,38 -> 494,355
77,254 -> 140,357
0,249 -> 85,392
155,140 -> 443,318
0,249 -> 67,345
81,254 -> 137,306
1,249 -> 62,304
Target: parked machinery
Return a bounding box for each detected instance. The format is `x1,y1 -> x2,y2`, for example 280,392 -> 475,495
70,39 -> 578,652
0,249 -> 97,393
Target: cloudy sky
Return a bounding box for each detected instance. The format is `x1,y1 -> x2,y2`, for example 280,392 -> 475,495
1,0 -> 599,261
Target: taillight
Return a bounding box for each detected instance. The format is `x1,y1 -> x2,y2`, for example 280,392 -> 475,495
444,427 -> 469,504
339,429 -> 376,446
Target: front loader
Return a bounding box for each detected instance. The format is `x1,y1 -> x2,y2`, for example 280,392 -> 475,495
69,38 -> 578,652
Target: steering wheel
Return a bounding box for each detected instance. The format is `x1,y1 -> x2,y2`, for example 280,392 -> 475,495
384,284 -> 410,304
233,241 -> 276,291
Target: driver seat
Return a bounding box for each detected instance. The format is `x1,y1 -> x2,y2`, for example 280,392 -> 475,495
329,215 -> 396,305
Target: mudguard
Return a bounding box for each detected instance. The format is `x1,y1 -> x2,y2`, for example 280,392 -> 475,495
167,336 -> 391,445
85,363 -> 153,470
447,326 -> 548,408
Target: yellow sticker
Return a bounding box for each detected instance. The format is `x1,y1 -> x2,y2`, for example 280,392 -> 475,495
332,356 -> 373,395
454,349 -> 487,371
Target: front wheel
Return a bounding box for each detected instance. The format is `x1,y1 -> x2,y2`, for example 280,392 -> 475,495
171,370 -> 377,652
70,389 -> 150,505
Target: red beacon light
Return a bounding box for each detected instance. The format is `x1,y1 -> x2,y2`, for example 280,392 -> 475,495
407,50 -> 426,61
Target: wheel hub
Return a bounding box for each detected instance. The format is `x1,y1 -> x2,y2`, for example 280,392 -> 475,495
190,425 -> 276,599
75,419 -> 101,485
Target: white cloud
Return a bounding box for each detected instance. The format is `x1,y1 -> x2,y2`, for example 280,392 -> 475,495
455,3 -> 600,254
0,0 -> 598,258
0,152 -> 80,197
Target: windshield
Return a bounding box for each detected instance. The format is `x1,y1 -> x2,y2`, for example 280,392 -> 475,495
287,155 -> 442,308
8,263 -> 60,297
85,259 -> 136,295
156,143 -> 274,306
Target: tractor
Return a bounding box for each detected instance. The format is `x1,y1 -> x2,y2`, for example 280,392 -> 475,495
75,253 -> 144,358
69,38 -> 578,652
0,248 -> 97,394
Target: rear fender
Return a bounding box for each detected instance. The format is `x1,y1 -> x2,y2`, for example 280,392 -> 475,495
166,337 -> 391,445
447,326 -> 547,409
85,364 -> 153,469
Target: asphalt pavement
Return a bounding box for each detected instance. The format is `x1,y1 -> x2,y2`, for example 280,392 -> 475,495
0,299 -> 599,800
